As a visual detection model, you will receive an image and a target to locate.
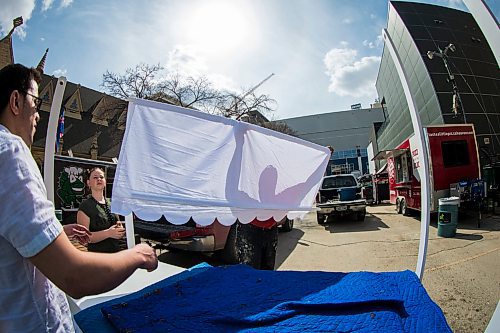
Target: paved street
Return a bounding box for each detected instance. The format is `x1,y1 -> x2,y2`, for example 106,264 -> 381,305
158,204 -> 500,333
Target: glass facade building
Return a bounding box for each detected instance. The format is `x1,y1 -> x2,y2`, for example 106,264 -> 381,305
329,148 -> 368,175
376,1 -> 499,168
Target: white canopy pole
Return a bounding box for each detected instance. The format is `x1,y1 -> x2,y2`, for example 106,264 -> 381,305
125,214 -> 135,249
462,0 -> 500,66
382,29 -> 431,280
43,77 -> 67,203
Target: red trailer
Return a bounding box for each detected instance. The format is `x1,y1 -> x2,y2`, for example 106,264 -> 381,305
374,124 -> 480,215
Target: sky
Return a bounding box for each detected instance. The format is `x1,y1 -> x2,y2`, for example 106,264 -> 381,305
1,0 -> 499,120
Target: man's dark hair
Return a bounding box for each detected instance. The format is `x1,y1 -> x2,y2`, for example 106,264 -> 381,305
0,64 -> 42,116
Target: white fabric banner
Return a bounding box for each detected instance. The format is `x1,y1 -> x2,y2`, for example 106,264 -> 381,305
111,98 -> 330,226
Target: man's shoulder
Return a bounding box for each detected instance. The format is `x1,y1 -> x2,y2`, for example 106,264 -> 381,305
0,131 -> 33,175
0,128 -> 26,154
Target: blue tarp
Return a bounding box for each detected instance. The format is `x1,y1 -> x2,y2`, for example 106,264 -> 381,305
74,263 -> 212,332
86,265 -> 451,333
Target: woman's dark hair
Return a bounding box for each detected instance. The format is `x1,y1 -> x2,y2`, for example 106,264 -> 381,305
85,167 -> 105,184
0,64 -> 42,115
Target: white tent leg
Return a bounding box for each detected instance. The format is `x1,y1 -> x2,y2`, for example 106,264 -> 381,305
462,0 -> 500,65
125,214 -> 136,249
43,77 -> 67,203
382,28 -> 431,280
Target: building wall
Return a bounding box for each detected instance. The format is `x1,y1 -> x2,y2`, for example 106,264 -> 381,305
280,107 -> 384,175
376,1 -> 500,168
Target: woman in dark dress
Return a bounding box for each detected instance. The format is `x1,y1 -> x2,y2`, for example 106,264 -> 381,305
77,167 -> 125,253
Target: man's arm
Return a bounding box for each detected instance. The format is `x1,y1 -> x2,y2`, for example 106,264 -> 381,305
29,232 -> 157,299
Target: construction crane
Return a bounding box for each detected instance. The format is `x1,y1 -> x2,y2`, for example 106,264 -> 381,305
228,73 -> 275,120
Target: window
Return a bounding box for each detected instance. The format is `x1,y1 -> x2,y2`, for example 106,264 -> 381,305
331,163 -> 354,175
395,151 -> 412,183
442,140 -> 470,167
322,175 -> 357,189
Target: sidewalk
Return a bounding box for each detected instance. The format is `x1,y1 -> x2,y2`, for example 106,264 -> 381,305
277,204 -> 500,333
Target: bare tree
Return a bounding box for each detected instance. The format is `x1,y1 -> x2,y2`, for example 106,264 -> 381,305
261,121 -> 297,136
156,72 -> 221,110
216,91 -> 277,120
102,63 -> 162,99
101,63 -> 277,121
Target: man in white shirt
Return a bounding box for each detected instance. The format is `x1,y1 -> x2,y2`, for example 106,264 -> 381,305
0,63 -> 158,332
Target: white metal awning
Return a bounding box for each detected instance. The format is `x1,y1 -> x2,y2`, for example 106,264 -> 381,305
372,148 -> 408,161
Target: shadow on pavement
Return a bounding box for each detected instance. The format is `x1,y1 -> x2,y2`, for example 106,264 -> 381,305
425,211 -> 500,232
323,213 -> 389,233
158,248 -> 224,269
275,228 -> 304,269
453,233 -> 484,241
457,212 -> 500,232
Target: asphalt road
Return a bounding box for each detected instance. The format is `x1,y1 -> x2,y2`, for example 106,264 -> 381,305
158,204 -> 500,333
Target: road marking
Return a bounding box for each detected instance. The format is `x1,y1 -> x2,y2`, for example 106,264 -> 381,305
426,247 -> 500,272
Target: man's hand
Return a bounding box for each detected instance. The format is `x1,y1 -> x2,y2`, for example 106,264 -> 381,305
132,243 -> 158,272
63,224 -> 91,245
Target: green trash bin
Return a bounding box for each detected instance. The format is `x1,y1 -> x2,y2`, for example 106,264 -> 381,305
437,197 -> 459,237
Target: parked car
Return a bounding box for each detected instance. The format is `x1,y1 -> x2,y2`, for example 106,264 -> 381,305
133,215 -> 293,263
316,174 -> 367,223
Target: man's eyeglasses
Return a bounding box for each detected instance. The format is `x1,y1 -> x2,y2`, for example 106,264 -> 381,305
21,91 -> 43,111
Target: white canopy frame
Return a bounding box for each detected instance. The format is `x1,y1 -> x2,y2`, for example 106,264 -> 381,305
382,28 -> 431,280
44,77 -> 67,199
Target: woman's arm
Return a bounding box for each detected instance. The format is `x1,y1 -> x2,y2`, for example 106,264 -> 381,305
77,210 -> 125,243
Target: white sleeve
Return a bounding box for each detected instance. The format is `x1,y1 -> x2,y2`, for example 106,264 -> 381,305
0,140 -> 62,257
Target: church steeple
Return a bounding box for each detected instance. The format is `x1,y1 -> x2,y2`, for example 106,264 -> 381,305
8,17 -> 24,37
0,17 -> 23,70
37,48 -> 49,74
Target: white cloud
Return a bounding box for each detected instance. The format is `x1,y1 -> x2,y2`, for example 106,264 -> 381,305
40,37 -> 45,41
362,40 -> 374,49
42,0 -> 72,11
342,18 -> 352,24
340,41 -> 349,47
165,44 -> 236,92
42,0 -> 54,11
166,44 -> 208,77
362,34 -> 383,49
0,0 -> 35,39
1,0 -> 72,39
60,0 -> 73,9
436,0 -> 467,10
446,0 -> 464,7
206,73 -> 237,93
377,34 -> 383,45
52,68 -> 67,77
324,47 -> 381,98
370,13 -> 376,19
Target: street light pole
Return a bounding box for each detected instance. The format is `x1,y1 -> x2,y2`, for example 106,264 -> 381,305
356,145 -> 363,174
427,44 -> 467,123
